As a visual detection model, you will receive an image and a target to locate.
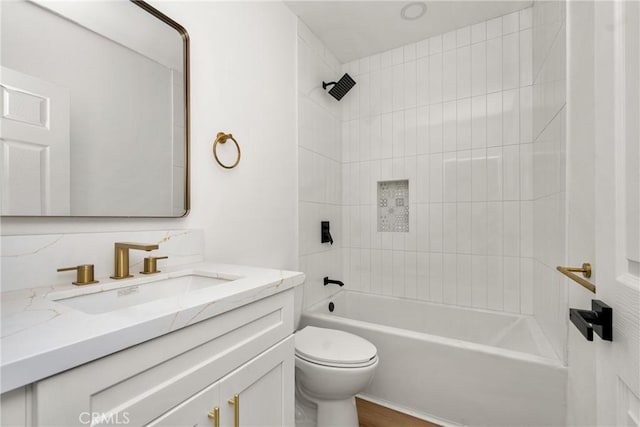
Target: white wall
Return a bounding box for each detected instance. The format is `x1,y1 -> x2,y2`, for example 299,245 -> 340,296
1,1 -> 299,287
531,0 -> 568,361
38,1 -> 184,72
297,22 -> 343,308
339,8 -> 535,315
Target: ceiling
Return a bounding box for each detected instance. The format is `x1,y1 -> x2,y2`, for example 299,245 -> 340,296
285,1 -> 532,63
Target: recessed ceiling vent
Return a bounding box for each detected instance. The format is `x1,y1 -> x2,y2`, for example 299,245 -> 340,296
400,2 -> 427,20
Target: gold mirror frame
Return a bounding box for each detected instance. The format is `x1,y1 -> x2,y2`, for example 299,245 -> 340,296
1,0 -> 190,218
132,0 -> 191,218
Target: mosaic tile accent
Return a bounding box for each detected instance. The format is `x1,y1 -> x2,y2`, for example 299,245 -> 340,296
377,180 -> 409,232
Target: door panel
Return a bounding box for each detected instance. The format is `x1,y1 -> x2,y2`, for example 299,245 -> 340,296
1,139 -> 49,214
0,66 -> 70,215
594,1 -> 640,425
625,0 -> 640,271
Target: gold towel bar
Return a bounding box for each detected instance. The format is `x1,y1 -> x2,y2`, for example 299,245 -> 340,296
557,263 -> 596,294
213,132 -> 241,169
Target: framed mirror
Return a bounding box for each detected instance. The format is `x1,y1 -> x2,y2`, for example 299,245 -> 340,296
0,0 -> 189,217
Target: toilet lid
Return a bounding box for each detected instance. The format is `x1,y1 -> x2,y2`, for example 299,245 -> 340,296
295,326 -> 377,366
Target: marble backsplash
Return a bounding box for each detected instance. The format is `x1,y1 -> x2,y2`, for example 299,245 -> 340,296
1,229 -> 204,292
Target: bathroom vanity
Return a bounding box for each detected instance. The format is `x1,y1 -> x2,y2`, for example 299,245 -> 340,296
0,262 -> 304,426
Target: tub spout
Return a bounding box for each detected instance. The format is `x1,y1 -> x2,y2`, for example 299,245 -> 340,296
323,277 -> 344,287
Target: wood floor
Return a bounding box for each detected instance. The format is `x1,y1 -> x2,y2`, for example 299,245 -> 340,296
356,398 -> 441,427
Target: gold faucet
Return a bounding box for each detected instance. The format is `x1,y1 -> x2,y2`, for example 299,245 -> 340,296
110,242 -> 159,279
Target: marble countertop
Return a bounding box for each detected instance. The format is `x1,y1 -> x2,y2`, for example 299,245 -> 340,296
0,262 -> 305,393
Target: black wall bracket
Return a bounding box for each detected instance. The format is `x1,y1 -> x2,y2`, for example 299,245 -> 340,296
570,299 -> 613,341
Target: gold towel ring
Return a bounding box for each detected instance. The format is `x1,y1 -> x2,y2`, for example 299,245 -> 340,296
213,132 -> 241,169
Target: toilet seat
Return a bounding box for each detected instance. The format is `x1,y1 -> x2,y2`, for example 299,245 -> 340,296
295,326 -> 377,368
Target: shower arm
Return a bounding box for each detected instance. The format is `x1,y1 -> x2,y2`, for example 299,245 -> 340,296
322,81 -> 337,89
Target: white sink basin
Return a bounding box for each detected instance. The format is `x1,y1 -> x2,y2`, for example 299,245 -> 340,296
53,274 -> 237,314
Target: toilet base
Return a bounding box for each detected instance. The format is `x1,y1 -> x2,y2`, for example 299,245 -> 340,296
295,398 -> 317,427
316,397 -> 359,427
296,379 -> 360,427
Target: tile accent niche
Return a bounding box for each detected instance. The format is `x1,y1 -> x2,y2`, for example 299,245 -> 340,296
378,180 -> 409,232
341,7 -> 535,314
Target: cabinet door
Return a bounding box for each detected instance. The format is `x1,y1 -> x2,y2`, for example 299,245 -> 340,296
147,336 -> 294,427
145,382 -> 219,427
219,336 -> 294,427
1,386 -> 32,427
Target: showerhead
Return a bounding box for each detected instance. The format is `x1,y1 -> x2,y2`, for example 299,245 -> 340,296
322,73 -> 356,101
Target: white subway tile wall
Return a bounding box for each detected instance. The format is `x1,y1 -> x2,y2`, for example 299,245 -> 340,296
297,22 -> 344,308
341,8 -> 536,315
531,0 -> 567,361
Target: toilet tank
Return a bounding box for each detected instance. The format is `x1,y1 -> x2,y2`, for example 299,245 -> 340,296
293,283 -> 304,330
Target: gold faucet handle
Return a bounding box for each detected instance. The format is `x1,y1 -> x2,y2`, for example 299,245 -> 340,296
57,264 -> 99,286
140,256 -> 168,275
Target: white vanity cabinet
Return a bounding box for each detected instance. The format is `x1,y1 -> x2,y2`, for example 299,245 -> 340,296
2,289 -> 295,427
149,336 -> 293,427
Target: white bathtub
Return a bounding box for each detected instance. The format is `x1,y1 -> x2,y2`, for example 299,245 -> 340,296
300,291 -> 567,427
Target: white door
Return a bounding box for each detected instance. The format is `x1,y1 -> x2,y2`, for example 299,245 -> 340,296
0,66 -> 70,215
594,1 -> 640,425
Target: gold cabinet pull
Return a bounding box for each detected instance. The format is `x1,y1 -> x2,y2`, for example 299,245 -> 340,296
57,264 -> 99,285
228,393 -> 239,427
207,406 -> 219,427
557,263 -> 596,293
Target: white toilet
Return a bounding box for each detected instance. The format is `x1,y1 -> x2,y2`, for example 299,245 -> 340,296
293,289 -> 378,427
